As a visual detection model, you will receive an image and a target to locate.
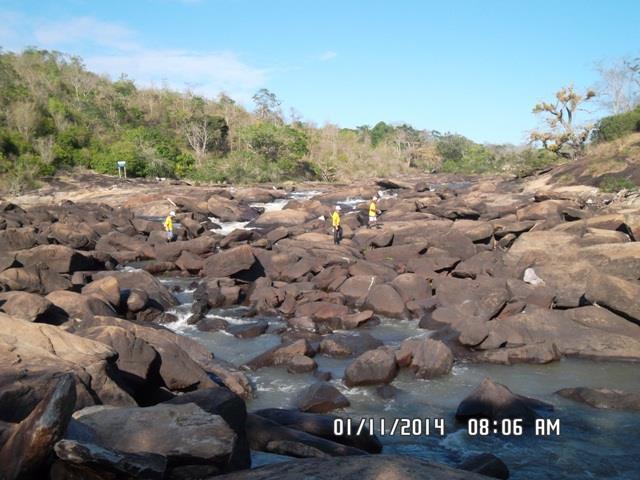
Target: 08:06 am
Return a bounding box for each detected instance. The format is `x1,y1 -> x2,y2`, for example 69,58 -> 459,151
467,418 -> 561,436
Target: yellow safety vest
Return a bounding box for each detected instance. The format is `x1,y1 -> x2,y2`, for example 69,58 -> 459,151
164,216 -> 173,232
331,211 -> 341,228
369,202 -> 377,217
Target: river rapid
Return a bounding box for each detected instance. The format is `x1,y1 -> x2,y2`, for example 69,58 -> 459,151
154,190 -> 640,480
159,276 -> 640,480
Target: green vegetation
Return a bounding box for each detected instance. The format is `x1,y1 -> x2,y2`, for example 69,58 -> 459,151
0,48 -> 561,193
593,106 -> 640,142
599,175 -> 636,192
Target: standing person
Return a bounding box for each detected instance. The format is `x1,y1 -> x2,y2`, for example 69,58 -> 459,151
164,211 -> 176,242
368,196 -> 380,228
332,205 -> 342,245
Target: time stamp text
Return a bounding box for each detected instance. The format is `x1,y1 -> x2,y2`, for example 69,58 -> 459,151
333,417 -> 561,437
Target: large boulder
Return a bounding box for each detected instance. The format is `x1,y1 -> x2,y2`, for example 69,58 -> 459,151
0,227 -> 38,251
81,276 -> 121,309
562,306 -> 640,339
252,209 -> 311,228
391,273 -> 431,304
165,387 -> 250,470
397,338 -> 453,379
15,245 -> 97,273
46,290 -> 117,321
244,340 -> 315,371
294,302 -> 350,330
213,454 -> 494,480
253,409 -> 381,454
92,270 -> 177,311
0,313 -> 136,422
479,309 -> 640,361
0,265 -> 72,294
343,348 -> 398,387
233,187 -> 287,204
0,374 -> 76,480
584,272 -> 640,325
154,236 -> 216,262
71,403 -> 237,468
456,378 -> 553,425
53,439 -> 167,479
296,382 -> 350,413
434,276 -> 509,322
0,291 -> 54,322
48,222 -> 98,249
245,414 -> 367,458
338,275 -> 382,304
95,231 -> 155,262
207,195 -> 257,222
364,284 -> 406,318
364,242 -> 428,267
79,325 -> 159,399
319,333 -> 383,358
203,245 -> 264,281
555,387 -> 640,411
69,316 -> 217,393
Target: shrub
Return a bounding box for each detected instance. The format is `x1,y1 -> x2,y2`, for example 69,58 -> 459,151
593,107 -> 640,142
599,175 -> 636,193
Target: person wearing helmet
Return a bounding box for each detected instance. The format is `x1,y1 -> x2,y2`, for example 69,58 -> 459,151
332,205 -> 342,245
164,211 -> 176,241
368,196 -> 380,228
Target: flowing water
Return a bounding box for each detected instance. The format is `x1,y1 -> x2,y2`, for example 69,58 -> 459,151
161,280 -> 640,480
158,190 -> 640,479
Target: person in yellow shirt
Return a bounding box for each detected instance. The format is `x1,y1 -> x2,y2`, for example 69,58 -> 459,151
332,205 -> 342,245
164,211 -> 176,241
368,196 -> 380,228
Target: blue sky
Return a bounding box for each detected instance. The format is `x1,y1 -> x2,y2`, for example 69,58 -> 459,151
1,0 -> 638,144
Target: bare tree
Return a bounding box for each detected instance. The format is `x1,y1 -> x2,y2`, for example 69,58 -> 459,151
9,101 -> 39,141
529,85 -> 596,158
34,136 -> 55,166
184,117 -> 211,166
594,58 -> 640,114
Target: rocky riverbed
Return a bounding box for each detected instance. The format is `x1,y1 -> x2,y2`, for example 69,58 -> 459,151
1,172 -> 639,479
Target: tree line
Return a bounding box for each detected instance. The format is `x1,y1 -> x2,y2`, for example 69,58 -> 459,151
0,48 -> 637,193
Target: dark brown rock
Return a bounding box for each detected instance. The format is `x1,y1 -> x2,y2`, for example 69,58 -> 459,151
0,374 -> 76,480
203,245 -> 264,281
319,333 -> 383,358
81,276 -> 121,309
344,347 -> 398,387
397,338 -> 453,378
364,284 -> 406,318
253,408 -> 381,454
0,291 -> 54,322
555,387 -> 640,411
456,377 -> 553,425
244,339 -> 315,371
296,382 -> 350,413
459,453 -> 509,480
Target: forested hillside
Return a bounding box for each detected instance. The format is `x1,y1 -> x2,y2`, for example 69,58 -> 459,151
0,48 -> 574,192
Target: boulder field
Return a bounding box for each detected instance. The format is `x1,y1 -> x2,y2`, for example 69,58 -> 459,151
1,175 -> 640,478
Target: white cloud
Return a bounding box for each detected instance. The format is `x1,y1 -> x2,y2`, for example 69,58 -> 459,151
319,50 -> 337,61
34,16 -> 139,51
0,13 -> 268,103
86,49 -> 267,102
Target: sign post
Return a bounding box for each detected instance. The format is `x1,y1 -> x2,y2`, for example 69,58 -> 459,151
117,161 -> 127,178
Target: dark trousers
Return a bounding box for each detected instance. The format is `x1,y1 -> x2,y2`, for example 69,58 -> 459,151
333,226 -> 342,245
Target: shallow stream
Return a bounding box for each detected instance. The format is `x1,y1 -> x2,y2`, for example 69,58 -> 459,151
164,279 -> 640,480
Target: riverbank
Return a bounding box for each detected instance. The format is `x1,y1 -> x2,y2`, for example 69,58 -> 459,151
1,171 -> 639,479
